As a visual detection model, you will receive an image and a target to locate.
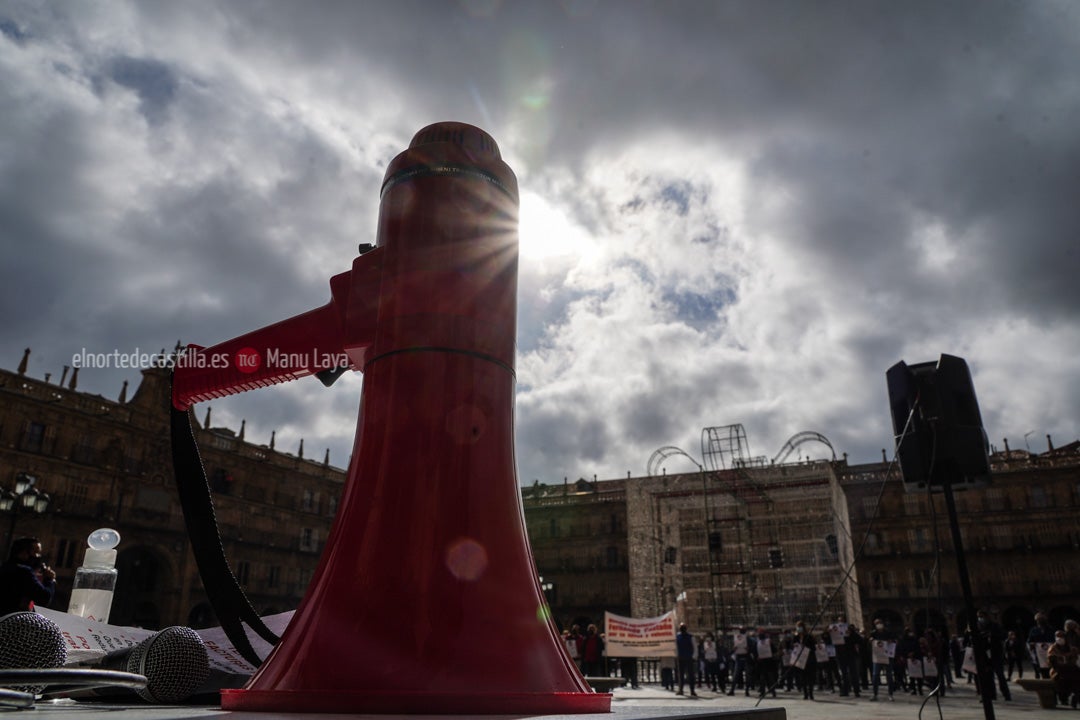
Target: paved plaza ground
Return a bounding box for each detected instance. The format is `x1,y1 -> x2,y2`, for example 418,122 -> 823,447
610,679 -> 1057,719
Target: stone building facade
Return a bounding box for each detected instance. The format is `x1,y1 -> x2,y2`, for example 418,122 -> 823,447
521,477 -> 630,631
523,462 -> 862,634
526,445 -> 1080,640
0,353 -> 344,628
623,462 -> 861,632
840,440 -> 1080,636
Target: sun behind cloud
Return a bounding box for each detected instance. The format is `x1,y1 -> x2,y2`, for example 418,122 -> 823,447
517,191 -> 596,261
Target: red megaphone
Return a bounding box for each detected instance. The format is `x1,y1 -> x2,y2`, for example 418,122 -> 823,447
173,122 -> 609,714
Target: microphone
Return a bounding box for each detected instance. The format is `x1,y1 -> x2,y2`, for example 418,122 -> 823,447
0,612 -> 68,694
76,626 -> 211,703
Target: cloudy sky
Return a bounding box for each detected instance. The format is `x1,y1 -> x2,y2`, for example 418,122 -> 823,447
2,0 -> 1078,484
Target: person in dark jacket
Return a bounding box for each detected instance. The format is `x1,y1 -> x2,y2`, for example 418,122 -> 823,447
1004,629 -> 1025,681
975,610 -> 1011,701
676,623 -> 697,696
0,537 -> 56,615
793,624 -> 817,700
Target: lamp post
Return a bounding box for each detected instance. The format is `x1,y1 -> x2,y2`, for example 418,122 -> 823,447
1,473 -> 51,552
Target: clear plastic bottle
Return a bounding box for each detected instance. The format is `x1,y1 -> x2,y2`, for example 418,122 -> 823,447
67,528 -> 120,623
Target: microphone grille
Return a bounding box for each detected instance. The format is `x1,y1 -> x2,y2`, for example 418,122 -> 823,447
0,612 -> 68,694
127,626 -> 210,703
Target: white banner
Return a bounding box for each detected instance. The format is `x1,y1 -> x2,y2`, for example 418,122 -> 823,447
603,611 -> 677,658
38,607 -> 294,674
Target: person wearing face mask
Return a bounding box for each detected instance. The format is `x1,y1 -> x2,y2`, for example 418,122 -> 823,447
727,626 -> 750,696
1028,612 -> 1056,679
868,618 -> 896,701
1065,619 -> 1080,651
751,627 -> 778,698
1048,630 -> 1080,708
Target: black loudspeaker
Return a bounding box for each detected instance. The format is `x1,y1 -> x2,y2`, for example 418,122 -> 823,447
886,354 -> 991,492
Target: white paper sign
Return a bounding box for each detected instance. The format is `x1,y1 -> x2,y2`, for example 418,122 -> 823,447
734,633 -> 748,652
816,643 -> 830,663
871,640 -> 890,664
924,657 -> 938,677
1035,642 -> 1051,669
885,641 -> 897,659
907,658 -> 923,678
829,623 -> 848,645
793,645 -> 810,669
756,637 -> 773,659
962,646 -> 978,674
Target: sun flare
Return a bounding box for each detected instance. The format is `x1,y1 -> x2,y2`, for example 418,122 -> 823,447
517,192 -> 595,261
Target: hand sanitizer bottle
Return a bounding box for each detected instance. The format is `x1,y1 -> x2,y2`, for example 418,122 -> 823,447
67,528 -> 120,622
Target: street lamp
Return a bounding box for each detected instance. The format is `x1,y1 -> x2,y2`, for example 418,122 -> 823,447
2,473 -> 51,551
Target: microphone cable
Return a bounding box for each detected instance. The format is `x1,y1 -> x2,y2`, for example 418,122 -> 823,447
169,370 -> 280,667
0,670 -> 147,709
0,611 -> 146,709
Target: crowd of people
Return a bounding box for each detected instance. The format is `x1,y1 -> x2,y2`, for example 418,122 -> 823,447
561,612 -> 1080,708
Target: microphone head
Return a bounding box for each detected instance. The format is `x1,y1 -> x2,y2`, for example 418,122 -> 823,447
126,626 -> 209,703
0,611 -> 68,694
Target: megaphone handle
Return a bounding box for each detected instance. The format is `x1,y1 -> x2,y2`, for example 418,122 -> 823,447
172,302 -> 345,411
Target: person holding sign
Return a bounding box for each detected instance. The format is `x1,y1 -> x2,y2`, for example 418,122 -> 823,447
1028,612 -> 1055,679
727,626 -> 750,696
868,618 -> 896,701
752,627 -> 778,698
793,624 -> 817,700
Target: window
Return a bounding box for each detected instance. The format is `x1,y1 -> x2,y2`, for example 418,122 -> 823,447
862,497 -> 879,519
908,528 -> 929,552
1029,486 -> 1048,508
55,538 -> 79,569
903,494 -> 921,516
300,489 -> 318,512
825,534 -> 839,558
68,484 -> 88,505
71,435 -> 97,464
768,548 -> 784,568
871,571 -> 889,591
913,568 -> 933,590
708,531 -> 723,552
606,546 -> 619,568
267,565 -> 280,588
664,546 -> 677,564
237,561 -> 250,585
300,528 -> 317,552
985,488 -> 1004,511
23,422 -> 45,452
210,468 -> 233,494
